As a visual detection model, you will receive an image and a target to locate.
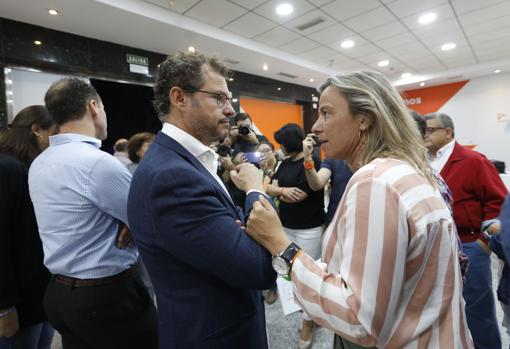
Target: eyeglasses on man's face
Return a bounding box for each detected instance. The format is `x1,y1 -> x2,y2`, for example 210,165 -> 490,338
183,88 -> 233,108
425,126 -> 447,134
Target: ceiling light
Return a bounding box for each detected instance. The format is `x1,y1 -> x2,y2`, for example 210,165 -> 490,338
263,64 -> 268,71
188,46 -> 195,53
232,98 -> 238,103
277,87 -> 282,91
341,40 -> 354,49
7,91 -> 13,95
401,73 -> 412,79
377,60 -> 389,67
6,79 -> 12,85
420,82 -> 426,87
494,69 -> 501,73
309,78 -> 314,82
276,4 -> 294,16
418,12 -> 437,24
5,68 -> 11,73
441,42 -> 456,51
34,40 -> 42,45
48,9 -> 59,15
229,77 -> 234,81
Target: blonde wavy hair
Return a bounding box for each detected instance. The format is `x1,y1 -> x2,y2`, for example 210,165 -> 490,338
318,70 -> 437,186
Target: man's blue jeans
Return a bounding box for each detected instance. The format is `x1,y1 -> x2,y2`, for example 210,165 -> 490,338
462,241 -> 501,349
0,322 -> 54,349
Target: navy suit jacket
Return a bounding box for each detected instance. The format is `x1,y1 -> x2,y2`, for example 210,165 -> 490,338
127,131 -> 276,349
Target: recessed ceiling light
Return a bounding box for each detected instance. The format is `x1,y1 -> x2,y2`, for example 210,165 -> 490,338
401,73 -> 412,79
341,40 -> 354,49
263,64 -> 268,71
377,60 -> 389,67
418,12 -> 437,24
494,69 -> 501,73
420,82 -> 426,87
188,46 -> 195,53
441,42 -> 456,51
276,3 -> 294,16
48,9 -> 59,15
34,40 -> 42,45
309,78 -> 314,82
277,87 -> 282,91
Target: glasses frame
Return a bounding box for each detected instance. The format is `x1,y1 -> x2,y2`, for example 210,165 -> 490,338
183,87 -> 233,108
425,126 -> 447,134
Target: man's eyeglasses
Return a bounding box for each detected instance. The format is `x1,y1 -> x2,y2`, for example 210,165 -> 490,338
183,88 -> 233,108
425,127 -> 446,134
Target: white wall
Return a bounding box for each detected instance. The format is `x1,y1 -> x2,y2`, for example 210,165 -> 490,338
6,68 -> 87,121
439,72 -> 510,169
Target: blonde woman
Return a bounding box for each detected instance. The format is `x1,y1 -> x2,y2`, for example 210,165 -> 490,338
245,71 -> 474,349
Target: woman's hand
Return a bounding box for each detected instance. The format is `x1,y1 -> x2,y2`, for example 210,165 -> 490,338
246,196 -> 291,256
280,187 -> 308,203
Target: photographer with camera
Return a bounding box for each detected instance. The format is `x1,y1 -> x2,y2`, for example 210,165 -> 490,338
230,113 -> 268,154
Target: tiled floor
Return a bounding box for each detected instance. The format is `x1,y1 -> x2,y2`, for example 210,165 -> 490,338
51,256 -> 510,349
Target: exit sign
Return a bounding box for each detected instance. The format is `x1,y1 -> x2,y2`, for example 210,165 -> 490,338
126,54 -> 148,66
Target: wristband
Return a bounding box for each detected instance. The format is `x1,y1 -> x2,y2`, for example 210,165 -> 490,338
303,160 -> 314,170
0,307 -> 14,318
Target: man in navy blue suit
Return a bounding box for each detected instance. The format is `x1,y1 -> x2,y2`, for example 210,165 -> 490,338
127,51 -> 277,349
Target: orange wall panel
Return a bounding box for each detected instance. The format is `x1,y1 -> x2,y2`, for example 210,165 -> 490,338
401,80 -> 469,114
240,97 -> 303,148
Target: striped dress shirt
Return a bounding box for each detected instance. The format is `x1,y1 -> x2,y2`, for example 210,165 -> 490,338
291,158 -> 474,348
28,133 -> 138,278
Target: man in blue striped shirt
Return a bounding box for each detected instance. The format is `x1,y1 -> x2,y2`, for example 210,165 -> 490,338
28,78 -> 158,349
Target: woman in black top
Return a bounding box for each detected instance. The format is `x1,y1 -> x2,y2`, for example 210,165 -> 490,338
0,106 -> 56,349
267,123 -> 324,349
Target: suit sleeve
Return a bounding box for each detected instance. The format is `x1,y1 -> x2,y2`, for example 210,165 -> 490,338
151,168 -> 276,290
0,160 -> 22,309
474,156 -> 508,221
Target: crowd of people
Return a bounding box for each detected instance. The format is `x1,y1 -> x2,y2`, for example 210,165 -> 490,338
1,50 -> 510,349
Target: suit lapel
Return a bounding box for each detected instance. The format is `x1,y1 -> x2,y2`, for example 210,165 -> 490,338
154,132 -> 243,220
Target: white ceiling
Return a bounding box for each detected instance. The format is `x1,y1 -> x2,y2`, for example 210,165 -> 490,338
1,0 -> 510,90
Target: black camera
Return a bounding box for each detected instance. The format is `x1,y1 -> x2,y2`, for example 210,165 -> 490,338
238,124 -> 251,136
216,144 -> 232,157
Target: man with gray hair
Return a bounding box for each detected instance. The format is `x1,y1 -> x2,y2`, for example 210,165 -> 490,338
425,111 -> 508,349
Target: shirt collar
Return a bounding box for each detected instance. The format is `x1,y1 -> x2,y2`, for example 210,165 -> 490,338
161,123 -> 218,164
49,133 -> 102,148
434,139 -> 455,158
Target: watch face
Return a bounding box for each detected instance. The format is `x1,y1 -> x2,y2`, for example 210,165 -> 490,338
272,256 -> 290,277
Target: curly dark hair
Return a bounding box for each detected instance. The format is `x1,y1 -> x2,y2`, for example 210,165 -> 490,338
0,105 -> 55,166
153,51 -> 230,120
44,77 -> 100,125
274,123 -> 305,153
128,132 -> 155,163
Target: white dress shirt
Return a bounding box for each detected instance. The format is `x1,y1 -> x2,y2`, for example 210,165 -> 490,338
161,123 -> 231,197
428,139 -> 455,173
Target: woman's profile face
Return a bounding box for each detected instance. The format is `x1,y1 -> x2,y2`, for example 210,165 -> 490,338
312,86 -> 361,161
37,125 -> 58,152
137,141 -> 152,161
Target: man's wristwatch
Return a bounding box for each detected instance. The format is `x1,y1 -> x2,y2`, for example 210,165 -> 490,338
272,242 -> 302,280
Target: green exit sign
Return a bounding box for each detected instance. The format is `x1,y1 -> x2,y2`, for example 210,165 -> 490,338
126,54 -> 148,66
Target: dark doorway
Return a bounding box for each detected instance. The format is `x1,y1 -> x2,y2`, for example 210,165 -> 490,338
91,79 -> 161,153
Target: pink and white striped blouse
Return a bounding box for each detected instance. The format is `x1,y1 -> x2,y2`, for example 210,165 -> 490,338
291,158 -> 474,348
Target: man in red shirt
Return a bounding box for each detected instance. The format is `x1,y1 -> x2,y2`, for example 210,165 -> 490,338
425,112 -> 508,349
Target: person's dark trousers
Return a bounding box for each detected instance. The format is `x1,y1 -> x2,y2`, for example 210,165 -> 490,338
462,241 -> 501,349
43,272 -> 158,349
334,335 -> 376,349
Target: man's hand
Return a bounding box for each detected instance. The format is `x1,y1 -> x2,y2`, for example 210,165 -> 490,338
303,133 -> 316,161
116,224 -> 134,249
230,163 -> 264,192
246,129 -> 259,145
0,308 -> 19,338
